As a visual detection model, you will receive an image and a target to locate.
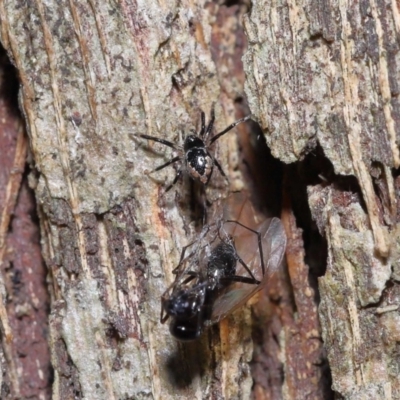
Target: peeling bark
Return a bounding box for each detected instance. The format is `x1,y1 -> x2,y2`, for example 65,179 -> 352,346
244,0 -> 400,399
0,0 -> 397,399
0,1 -> 266,399
0,49 -> 51,398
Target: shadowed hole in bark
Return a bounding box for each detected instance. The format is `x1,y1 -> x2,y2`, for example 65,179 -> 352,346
245,139 -> 338,397
238,119 -> 283,217
289,144 -> 363,294
0,43 -> 52,399
220,0 -> 250,8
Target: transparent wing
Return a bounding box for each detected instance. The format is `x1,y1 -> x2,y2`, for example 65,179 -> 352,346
162,191 -> 287,326
222,192 -> 259,228
210,217 -> 286,323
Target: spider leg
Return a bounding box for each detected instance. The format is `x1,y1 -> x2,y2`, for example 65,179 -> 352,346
209,115 -> 251,145
199,111 -> 206,137
139,134 -> 179,150
213,157 -> 229,182
152,156 -> 181,172
204,106 -> 215,141
165,168 -> 183,192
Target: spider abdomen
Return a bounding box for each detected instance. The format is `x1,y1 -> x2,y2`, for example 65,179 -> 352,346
186,147 -> 214,184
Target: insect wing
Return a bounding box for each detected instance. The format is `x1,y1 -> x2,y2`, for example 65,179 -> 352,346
225,192 -> 256,222
209,191 -> 258,235
222,192 -> 261,233
261,218 -> 287,287
210,217 -> 286,323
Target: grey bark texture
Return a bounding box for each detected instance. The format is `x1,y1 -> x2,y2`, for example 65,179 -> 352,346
0,0 -> 398,399
244,0 -> 400,399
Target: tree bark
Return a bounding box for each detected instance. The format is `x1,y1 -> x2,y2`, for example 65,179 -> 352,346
0,0 -> 398,399
0,47 -> 51,398
244,0 -> 400,399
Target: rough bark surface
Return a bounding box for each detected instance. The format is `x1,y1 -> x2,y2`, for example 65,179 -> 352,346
0,49 -> 51,398
0,0 -> 397,399
0,1 -> 272,399
244,0 -> 400,399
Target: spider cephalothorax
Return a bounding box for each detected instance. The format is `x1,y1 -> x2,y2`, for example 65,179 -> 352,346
138,108 -> 250,191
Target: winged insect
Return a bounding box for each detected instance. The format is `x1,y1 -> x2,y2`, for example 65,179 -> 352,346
160,193 -> 287,340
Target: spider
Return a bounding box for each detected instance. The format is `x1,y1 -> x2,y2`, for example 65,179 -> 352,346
138,108 -> 251,191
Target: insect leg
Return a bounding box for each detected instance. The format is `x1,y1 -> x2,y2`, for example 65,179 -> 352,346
215,226 -> 258,281
235,254 -> 259,282
181,271 -> 200,285
209,115 -> 251,145
160,296 -> 170,324
225,220 -> 265,276
160,313 -> 169,324
173,241 -> 196,274
139,134 -> 179,150
173,224 -> 212,274
220,275 -> 260,285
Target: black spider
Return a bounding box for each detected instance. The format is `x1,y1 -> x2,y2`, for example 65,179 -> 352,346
138,108 -> 250,191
